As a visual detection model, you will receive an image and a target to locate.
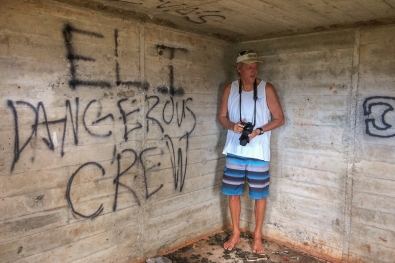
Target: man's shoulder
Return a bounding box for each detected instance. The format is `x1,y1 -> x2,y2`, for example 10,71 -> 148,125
264,82 -> 275,90
225,81 -> 235,90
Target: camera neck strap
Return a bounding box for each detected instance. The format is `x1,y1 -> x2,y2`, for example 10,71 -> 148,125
239,79 -> 258,127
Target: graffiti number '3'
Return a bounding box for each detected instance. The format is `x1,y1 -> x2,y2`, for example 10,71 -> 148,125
363,96 -> 395,138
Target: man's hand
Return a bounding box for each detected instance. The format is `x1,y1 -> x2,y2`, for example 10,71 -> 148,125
232,119 -> 246,134
248,129 -> 260,141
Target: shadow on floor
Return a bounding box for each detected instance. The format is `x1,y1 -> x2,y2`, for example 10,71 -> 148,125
163,230 -> 334,263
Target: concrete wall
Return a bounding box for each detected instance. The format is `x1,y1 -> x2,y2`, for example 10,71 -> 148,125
0,1 -> 231,262
1,1 -> 395,263
235,26 -> 395,263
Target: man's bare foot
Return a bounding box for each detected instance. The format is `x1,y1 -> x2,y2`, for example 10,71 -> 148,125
223,234 -> 240,251
252,237 -> 264,254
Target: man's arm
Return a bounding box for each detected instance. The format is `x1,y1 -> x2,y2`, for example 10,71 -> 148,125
218,83 -> 244,134
251,82 -> 285,137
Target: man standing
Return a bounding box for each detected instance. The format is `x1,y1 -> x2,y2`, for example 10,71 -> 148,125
217,50 -> 284,253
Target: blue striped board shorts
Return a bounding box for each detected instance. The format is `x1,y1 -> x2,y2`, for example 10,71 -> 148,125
221,153 -> 270,199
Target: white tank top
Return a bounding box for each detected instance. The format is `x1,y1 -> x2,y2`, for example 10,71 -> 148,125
222,80 -> 271,161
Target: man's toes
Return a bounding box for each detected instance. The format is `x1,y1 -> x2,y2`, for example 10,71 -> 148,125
223,243 -> 234,251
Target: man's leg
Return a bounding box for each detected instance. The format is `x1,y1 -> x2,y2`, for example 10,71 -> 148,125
222,154 -> 246,250
246,157 -> 270,253
252,197 -> 266,253
224,195 -> 241,250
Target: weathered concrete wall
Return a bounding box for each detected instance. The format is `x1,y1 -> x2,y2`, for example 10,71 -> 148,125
0,1 -> 231,262
349,26 -> 395,263
234,26 -> 395,263
2,1 -> 395,263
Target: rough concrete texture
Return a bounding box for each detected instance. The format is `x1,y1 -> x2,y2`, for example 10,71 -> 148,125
163,230 -> 334,263
1,0 -> 395,263
234,26 -> 395,263
53,0 -> 395,42
1,0 -> 231,262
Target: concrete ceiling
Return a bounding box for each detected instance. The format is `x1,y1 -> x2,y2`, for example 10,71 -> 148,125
56,0 -> 395,42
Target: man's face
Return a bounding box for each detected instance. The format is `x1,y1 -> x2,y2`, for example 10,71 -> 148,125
238,62 -> 258,82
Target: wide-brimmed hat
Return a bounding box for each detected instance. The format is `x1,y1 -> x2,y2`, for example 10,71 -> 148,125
236,50 -> 263,64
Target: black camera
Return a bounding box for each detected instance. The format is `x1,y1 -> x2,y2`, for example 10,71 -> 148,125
239,122 -> 254,146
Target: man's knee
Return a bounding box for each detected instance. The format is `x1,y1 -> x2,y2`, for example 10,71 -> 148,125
255,197 -> 266,204
229,195 -> 241,201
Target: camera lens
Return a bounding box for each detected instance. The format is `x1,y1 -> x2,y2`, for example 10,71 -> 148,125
240,137 -> 248,146
239,122 -> 253,146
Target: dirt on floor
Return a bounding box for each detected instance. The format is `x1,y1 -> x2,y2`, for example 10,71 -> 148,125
162,230 -> 334,263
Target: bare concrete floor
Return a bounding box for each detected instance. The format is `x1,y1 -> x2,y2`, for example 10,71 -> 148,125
163,230 -> 334,263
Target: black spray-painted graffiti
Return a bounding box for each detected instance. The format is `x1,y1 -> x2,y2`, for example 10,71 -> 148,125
63,25 -> 150,91
158,1 -> 226,24
363,96 -> 395,138
63,25 -> 111,89
156,44 -> 187,96
7,99 -> 79,171
114,29 -> 150,89
66,162 -> 106,219
7,24 -> 196,219
112,0 -> 226,24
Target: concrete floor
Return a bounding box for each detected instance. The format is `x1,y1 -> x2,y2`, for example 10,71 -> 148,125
161,230 -> 334,263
